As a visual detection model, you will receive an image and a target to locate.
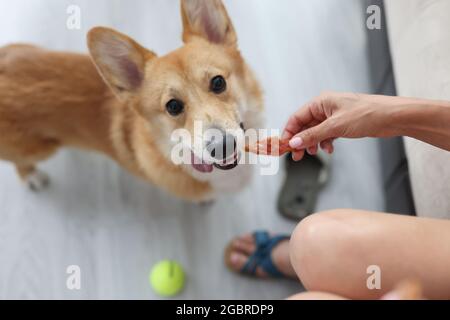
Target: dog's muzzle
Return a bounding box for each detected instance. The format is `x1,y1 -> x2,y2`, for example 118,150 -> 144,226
213,153 -> 239,171
190,129 -> 241,173
207,131 -> 238,171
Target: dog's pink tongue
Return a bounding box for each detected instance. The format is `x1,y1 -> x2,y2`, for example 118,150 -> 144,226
191,153 -> 213,173
192,162 -> 213,173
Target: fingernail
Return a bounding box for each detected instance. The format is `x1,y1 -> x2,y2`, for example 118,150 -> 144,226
289,137 -> 303,149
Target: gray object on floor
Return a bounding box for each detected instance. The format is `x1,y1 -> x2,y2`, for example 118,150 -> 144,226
278,152 -> 330,221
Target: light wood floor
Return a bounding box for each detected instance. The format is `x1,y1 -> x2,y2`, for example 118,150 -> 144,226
0,0 -> 384,299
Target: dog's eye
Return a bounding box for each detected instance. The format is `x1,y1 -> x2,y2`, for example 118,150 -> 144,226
166,99 -> 184,116
210,75 -> 227,94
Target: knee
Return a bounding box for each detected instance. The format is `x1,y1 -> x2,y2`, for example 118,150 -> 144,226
289,209 -> 363,291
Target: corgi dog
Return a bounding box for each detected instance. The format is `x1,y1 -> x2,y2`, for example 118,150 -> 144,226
0,0 -> 264,202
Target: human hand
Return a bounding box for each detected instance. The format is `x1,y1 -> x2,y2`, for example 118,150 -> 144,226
282,92 -> 392,161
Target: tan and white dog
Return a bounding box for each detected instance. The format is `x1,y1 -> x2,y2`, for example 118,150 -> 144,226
0,0 -> 263,202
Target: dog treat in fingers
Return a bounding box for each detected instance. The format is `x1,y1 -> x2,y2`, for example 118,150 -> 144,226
245,136 -> 295,156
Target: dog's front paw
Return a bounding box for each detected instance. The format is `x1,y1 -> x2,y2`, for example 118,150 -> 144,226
25,170 -> 50,191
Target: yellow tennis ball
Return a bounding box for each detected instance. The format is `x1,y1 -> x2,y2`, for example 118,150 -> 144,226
149,260 -> 185,297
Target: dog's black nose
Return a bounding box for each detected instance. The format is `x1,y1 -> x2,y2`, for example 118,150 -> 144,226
207,130 -> 237,161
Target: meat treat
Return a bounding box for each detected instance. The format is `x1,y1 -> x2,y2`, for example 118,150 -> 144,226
245,136 -> 295,156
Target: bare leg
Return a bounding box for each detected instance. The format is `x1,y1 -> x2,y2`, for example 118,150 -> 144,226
290,209 -> 450,299
288,281 -> 423,300
288,292 -> 347,300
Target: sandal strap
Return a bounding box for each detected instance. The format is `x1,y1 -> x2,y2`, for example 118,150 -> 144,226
241,231 -> 290,278
254,230 -> 270,247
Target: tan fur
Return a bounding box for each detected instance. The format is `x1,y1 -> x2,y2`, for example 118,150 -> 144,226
0,0 -> 263,201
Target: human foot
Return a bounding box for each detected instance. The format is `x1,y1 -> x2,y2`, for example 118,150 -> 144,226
224,231 -> 297,279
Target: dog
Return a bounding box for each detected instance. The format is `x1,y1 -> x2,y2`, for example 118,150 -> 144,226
0,0 -> 264,202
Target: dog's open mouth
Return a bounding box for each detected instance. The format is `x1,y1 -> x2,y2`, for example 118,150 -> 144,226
191,152 -> 214,173
191,151 -> 239,173
213,157 -> 238,171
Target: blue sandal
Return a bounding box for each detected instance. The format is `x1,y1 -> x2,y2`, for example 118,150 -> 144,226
225,231 -> 290,278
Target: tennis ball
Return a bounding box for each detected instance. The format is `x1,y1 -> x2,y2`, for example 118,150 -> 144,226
149,260 -> 185,297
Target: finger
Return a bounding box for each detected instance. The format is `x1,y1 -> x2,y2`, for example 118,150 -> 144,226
291,149 -> 305,161
282,116 -> 303,141
320,139 -> 330,150
289,120 -> 333,150
307,145 -> 318,155
282,102 -> 318,140
320,139 -> 335,154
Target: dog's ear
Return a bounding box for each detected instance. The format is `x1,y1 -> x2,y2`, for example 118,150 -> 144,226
87,27 -> 156,100
181,0 -> 237,46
